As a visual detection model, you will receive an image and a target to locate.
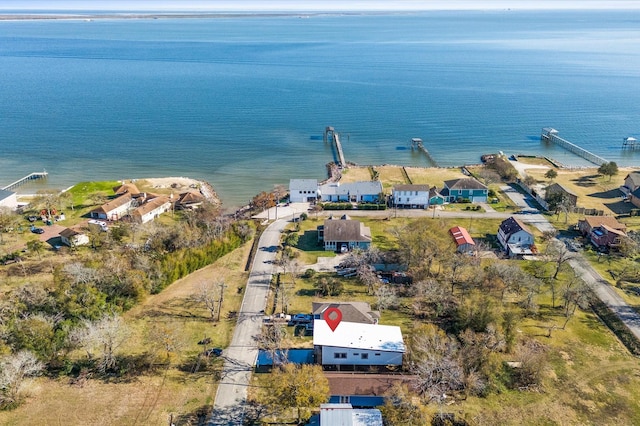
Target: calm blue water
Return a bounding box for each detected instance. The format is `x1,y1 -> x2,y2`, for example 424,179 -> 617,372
1,10 -> 639,207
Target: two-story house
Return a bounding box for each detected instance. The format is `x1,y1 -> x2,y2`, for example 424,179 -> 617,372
441,178 -> 488,203
318,216 -> 372,252
391,184 -> 430,209
289,179 -> 319,203
498,216 -> 535,257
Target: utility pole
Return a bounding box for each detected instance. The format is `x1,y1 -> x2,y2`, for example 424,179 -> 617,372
217,281 -> 227,321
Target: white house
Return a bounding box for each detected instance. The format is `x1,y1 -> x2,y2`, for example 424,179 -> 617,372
313,320 -> 405,368
289,179 -> 318,203
0,189 -> 18,210
392,184 -> 430,209
59,227 -> 89,247
90,193 -> 133,221
318,181 -> 383,203
498,216 -> 535,256
311,404 -> 383,426
132,195 -> 172,224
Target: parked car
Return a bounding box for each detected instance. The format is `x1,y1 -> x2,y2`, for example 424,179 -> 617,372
204,348 -> 223,357
31,227 -> 44,234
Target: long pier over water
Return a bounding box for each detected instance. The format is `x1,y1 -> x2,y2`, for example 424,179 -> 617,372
2,171 -> 48,191
324,126 -> 346,168
541,128 -> 608,166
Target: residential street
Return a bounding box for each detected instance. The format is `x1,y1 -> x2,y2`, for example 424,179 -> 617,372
209,188 -> 640,423
209,218 -> 288,425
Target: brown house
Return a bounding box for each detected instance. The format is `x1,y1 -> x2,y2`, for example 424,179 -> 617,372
545,183 -> 578,208
578,216 -> 627,250
312,301 -> 379,325
318,216 -> 372,252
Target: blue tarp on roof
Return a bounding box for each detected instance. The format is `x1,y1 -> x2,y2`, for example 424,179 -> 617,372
329,395 -> 385,408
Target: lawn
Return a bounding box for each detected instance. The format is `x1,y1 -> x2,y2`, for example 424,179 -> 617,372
525,167 -> 635,214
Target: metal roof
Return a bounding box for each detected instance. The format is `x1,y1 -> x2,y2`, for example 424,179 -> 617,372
449,226 -> 475,246
313,320 -> 405,353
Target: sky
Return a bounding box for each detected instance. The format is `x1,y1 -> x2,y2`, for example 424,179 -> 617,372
3,1 -> 640,12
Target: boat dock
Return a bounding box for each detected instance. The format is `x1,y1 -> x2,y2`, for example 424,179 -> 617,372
324,126 -> 346,168
541,128 -> 608,166
622,137 -> 639,150
2,171 -> 48,191
411,138 -> 438,167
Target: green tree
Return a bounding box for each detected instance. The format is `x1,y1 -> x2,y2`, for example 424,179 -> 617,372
544,169 -> 558,181
598,161 -> 619,181
380,383 -> 429,426
263,364 -> 329,423
26,239 -> 45,260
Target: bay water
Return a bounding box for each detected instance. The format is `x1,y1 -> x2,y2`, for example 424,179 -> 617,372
1,10 -> 639,207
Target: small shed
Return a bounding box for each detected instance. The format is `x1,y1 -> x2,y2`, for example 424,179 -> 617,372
449,226 -> 476,254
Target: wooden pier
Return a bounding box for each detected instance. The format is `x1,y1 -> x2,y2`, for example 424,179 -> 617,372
541,128 -> 608,166
324,126 -> 346,168
622,137 -> 639,150
411,138 -> 438,167
2,171 -> 48,191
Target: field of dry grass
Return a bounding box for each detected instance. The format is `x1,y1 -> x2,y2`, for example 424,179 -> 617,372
524,165 -> 636,214
0,243 -> 253,426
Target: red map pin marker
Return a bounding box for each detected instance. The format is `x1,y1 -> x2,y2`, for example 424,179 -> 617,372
323,307 -> 342,332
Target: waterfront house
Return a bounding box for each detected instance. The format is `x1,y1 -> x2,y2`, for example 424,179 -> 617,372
428,186 -> 446,205
318,181 -> 383,203
449,226 -> 476,255
131,195 -> 172,224
90,193 -> 133,221
113,182 -> 141,197
289,179 -> 318,203
498,216 -> 535,257
59,227 -> 89,247
313,320 -> 405,368
620,171 -> 640,196
312,302 -> 379,325
391,184 -> 430,209
441,178 -> 488,203
318,216 -> 372,252
578,216 -> 628,251
175,191 -> 204,210
0,189 -> 18,210
545,183 -> 578,208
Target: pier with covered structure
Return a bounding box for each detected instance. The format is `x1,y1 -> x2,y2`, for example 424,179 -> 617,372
541,128 -> 608,166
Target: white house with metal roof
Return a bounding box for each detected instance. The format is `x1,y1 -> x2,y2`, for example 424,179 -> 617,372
313,320 -> 405,367
289,179 -> 318,203
318,181 -> 383,203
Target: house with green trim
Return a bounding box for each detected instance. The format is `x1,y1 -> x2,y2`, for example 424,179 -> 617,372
441,178 -> 488,203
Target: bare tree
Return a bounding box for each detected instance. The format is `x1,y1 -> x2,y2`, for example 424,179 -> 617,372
409,324 -> 464,401
194,281 -> 224,321
375,285 -> 398,312
71,314 -> 129,374
546,239 -> 575,279
0,207 -> 19,244
254,325 -> 287,368
0,350 -> 44,407
561,278 -> 590,329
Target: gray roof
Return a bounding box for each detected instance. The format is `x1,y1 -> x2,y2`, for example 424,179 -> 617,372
443,178 -> 488,190
0,189 -> 16,202
289,178 -> 318,191
392,184 -> 430,192
312,301 -> 379,324
499,216 -> 533,236
546,182 -> 577,197
319,181 -> 383,197
323,218 -> 372,243
626,172 -> 640,188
